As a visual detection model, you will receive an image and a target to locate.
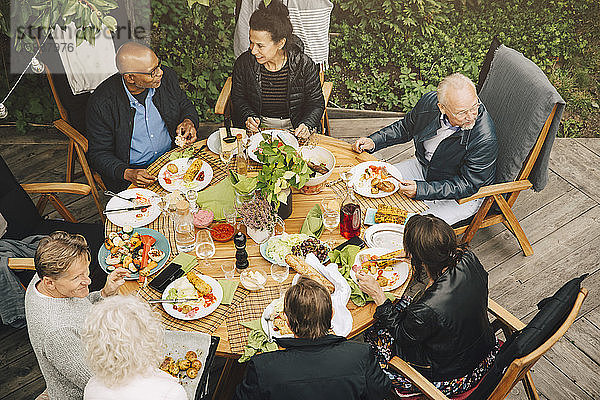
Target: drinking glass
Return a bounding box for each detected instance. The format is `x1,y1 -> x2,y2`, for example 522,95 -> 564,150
152,195 -> 168,216
186,189 -> 199,213
321,198 -> 340,246
195,229 -> 215,259
220,148 -> 234,167
270,263 -> 289,298
223,206 -> 237,228
221,262 -> 236,279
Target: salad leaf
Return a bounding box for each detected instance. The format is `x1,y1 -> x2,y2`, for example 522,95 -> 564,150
166,288 -> 178,300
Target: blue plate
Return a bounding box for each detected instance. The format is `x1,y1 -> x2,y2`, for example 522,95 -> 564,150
98,227 -> 171,280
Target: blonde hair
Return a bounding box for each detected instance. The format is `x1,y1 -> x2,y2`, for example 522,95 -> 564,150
34,231 -> 90,279
437,73 -> 476,106
81,296 -> 164,387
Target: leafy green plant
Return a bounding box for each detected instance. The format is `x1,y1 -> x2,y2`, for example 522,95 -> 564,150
255,133 -> 310,207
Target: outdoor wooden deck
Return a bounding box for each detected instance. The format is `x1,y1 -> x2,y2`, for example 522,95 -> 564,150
1,119 -> 599,400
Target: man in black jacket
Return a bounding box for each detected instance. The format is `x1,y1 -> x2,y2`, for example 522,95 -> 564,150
352,73 -> 497,225
87,42 -> 199,192
234,277 -> 391,400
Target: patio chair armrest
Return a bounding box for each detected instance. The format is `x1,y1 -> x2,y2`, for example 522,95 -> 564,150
456,180 -> 533,204
488,297 -> 526,332
388,357 -> 449,400
53,119 -> 88,152
215,77 -> 232,115
21,183 -> 92,196
8,258 -> 36,270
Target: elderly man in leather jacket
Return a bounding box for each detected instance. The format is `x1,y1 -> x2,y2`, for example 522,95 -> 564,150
87,42 -> 199,192
352,73 -> 497,225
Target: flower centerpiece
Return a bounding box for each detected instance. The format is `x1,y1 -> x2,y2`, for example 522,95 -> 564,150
255,133 -> 311,219
236,194 -> 277,244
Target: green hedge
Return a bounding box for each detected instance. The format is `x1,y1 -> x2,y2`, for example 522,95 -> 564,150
0,0 -> 598,136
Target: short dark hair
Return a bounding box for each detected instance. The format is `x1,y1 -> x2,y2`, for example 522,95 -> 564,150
284,277 -> 332,339
249,0 -> 293,48
34,231 -> 90,279
403,214 -> 465,281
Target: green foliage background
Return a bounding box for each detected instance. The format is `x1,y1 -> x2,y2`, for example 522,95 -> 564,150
0,0 -> 598,136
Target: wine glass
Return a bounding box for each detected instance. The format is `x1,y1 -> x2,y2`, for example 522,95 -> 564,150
195,229 -> 215,259
220,148 -> 234,167
223,206 -> 237,228
270,263 -> 289,298
321,198 -> 340,246
221,262 -> 236,279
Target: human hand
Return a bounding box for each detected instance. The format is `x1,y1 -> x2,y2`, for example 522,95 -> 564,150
356,271 -> 387,306
175,118 -> 197,146
397,180 -> 417,198
101,267 -> 130,297
294,123 -> 310,139
352,137 -> 375,153
123,168 -> 156,187
245,117 -> 260,133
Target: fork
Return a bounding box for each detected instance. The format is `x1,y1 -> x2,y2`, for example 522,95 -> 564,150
264,314 -> 275,342
104,190 -> 135,202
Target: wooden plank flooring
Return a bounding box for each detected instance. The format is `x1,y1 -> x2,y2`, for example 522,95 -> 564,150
1,123 -> 599,400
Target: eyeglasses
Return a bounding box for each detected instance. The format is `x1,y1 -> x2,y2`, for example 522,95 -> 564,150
122,60 -> 162,78
443,98 -> 481,119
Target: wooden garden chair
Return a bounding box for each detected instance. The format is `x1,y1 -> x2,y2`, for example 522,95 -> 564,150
389,288 -> 588,400
453,45 -> 565,256
44,64 -> 106,221
214,70 -> 333,134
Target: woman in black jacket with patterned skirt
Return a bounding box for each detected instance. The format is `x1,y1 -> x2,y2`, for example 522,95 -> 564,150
231,0 -> 325,139
357,214 -> 499,397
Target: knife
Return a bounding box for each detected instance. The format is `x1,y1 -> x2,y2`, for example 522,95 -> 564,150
223,117 -> 236,144
103,205 -> 149,214
148,298 -> 201,304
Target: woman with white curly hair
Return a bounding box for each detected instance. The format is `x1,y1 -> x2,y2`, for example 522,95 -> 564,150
81,295 -> 187,400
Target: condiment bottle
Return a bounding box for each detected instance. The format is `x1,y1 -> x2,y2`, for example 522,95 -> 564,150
234,232 -> 249,270
340,182 -> 361,239
236,133 -> 248,176
174,200 -> 195,252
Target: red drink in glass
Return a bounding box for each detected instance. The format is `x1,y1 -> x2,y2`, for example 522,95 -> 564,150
340,203 -> 361,239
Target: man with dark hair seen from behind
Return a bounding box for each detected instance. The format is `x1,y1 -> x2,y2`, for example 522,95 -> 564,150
353,73 -> 498,225
87,41 -> 199,192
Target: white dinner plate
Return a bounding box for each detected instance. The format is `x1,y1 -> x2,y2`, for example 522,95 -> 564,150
350,247 -> 410,292
246,130 -> 299,163
262,298 -> 295,340
104,188 -> 161,228
161,274 -> 223,321
348,161 -> 402,198
364,223 -> 405,250
158,157 -> 213,193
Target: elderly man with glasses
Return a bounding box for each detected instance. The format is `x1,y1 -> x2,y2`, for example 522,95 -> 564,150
352,73 -> 497,225
87,42 -> 199,192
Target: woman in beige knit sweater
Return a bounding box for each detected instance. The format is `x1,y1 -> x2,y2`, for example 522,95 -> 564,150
24,231 -> 128,400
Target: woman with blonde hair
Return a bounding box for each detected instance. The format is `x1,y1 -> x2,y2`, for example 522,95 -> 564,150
81,295 -> 186,399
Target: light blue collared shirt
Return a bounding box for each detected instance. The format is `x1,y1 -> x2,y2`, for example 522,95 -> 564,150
123,79 -> 172,166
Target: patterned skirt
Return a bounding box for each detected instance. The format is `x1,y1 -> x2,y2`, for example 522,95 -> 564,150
364,297 -> 500,398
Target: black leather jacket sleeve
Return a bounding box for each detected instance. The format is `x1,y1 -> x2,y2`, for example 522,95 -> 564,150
374,299 -> 436,353
297,59 -> 325,130
416,135 -> 498,200
86,98 -> 130,182
232,56 -> 259,128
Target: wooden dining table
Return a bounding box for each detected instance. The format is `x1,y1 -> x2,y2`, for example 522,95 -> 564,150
115,134 -> 425,399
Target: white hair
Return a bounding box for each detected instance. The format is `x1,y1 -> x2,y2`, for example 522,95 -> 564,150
437,73 -> 476,106
81,295 -> 164,387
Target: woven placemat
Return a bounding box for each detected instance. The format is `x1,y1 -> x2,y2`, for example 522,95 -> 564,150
328,179 -> 428,214
226,284 -> 291,354
138,273 -> 250,334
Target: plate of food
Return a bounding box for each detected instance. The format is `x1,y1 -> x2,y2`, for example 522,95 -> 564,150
158,158 -> 213,193
364,223 -> 405,249
348,161 -> 402,198
98,227 -> 170,280
246,130 -> 299,163
350,247 -> 410,291
262,297 -> 294,339
162,272 -> 223,320
104,188 -> 161,228
299,146 -> 336,187
260,233 -> 329,266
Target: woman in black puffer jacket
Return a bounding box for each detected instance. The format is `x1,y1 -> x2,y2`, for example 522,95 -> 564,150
231,0 -> 325,139
357,214 -> 499,398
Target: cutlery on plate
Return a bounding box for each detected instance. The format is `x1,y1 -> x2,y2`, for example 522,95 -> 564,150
223,117 -> 236,144
147,298 -> 201,304
103,205 -> 149,214
104,190 -> 135,202
361,257 -> 407,267
264,314 -> 275,342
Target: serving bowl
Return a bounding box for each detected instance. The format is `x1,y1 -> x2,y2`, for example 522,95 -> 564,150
299,146 -> 336,192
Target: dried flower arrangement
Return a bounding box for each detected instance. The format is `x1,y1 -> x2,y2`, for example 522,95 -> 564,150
236,194 -> 276,231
